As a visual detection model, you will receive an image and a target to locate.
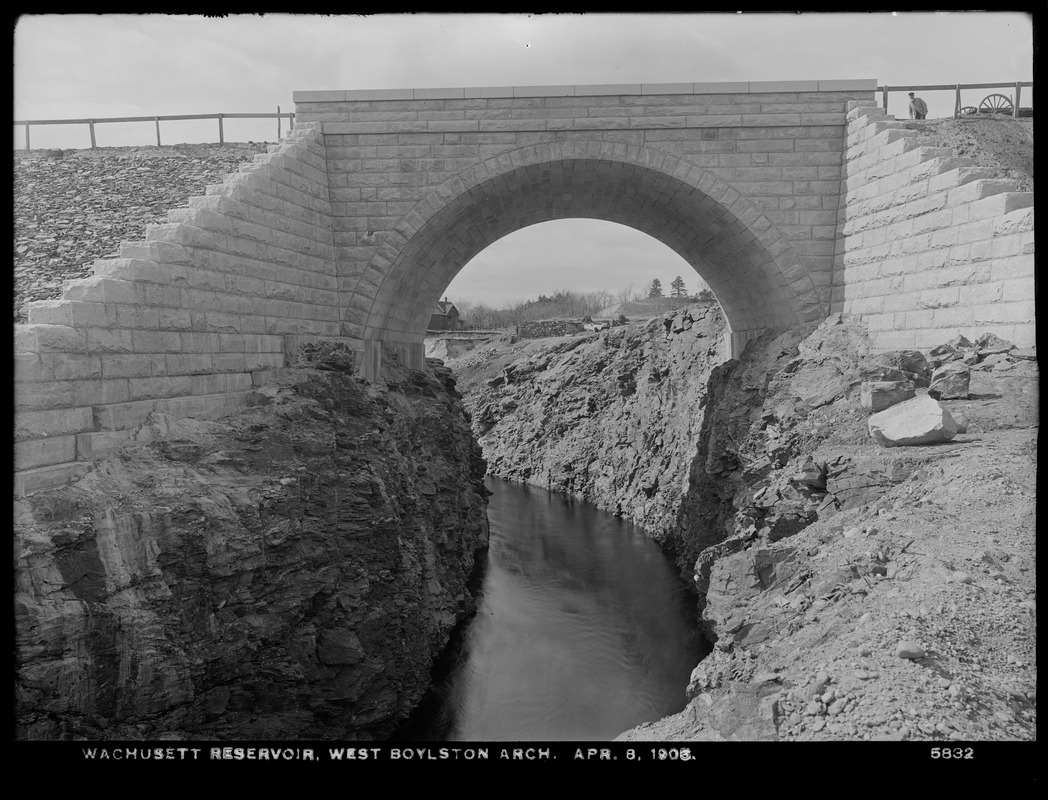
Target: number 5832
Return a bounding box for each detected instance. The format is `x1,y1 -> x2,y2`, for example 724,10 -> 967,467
931,747 -> 974,759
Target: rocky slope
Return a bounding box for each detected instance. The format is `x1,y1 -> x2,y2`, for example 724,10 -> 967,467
908,116 -> 1033,193
14,354 -> 489,740
624,316 -> 1036,742
446,312 -> 1036,742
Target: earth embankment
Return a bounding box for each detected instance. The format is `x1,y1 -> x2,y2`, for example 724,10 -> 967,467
15,142 -> 268,321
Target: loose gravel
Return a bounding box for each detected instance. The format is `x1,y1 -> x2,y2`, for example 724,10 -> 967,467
14,142 -> 269,322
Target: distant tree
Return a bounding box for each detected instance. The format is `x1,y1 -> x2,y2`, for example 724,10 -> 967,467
591,289 -> 614,313
503,298 -> 531,326
616,284 -> 637,303
647,278 -> 664,298
462,302 -> 503,329
695,288 -> 716,303
454,299 -> 474,328
455,288 -> 636,329
670,275 -> 687,298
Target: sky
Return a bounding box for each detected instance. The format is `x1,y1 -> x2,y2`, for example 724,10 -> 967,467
13,12 -> 1036,307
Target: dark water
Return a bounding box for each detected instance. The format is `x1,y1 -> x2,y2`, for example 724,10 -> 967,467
395,477 -> 709,741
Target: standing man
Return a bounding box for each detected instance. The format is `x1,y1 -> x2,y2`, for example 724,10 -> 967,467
908,92 -> 928,119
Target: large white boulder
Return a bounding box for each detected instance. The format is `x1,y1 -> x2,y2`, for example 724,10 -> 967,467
867,394 -> 959,448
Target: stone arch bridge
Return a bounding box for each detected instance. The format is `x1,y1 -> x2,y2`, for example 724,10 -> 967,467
304,79 -> 865,365
15,79 -> 1034,493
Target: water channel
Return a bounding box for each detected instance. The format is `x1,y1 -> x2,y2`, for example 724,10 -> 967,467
395,476 -> 710,741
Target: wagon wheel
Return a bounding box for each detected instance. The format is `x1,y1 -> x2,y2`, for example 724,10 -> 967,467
979,94 -> 1013,114
959,106 -> 978,116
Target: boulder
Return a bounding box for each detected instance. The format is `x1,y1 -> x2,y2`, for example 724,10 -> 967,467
930,334 -> 973,357
867,394 -> 959,448
975,352 -> 1010,370
928,362 -> 971,400
791,455 -> 827,491
857,353 -> 930,388
860,380 -> 916,412
974,332 -> 1016,358
1009,347 -> 1036,362
857,363 -> 910,383
928,335 -> 974,369
895,640 -> 927,660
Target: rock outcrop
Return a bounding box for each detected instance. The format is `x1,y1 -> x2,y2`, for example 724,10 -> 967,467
454,304 -> 729,575
14,357 -> 489,740
450,311 -> 1036,742
623,319 -> 1037,742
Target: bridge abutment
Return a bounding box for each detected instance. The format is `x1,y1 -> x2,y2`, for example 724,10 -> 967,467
834,99 -> 1034,350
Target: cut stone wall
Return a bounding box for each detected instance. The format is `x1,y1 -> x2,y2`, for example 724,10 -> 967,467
14,123 -> 345,495
833,100 -> 1035,350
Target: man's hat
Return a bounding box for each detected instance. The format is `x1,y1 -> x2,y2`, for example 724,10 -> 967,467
908,92 -> 915,97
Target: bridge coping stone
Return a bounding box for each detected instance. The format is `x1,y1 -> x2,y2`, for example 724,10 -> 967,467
293,79 -> 878,104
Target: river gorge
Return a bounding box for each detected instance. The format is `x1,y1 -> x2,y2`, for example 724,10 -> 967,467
395,477 -> 708,741
15,306 -> 1037,744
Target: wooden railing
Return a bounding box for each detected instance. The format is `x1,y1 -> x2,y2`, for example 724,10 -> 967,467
14,107 -> 295,150
876,81 -> 1033,118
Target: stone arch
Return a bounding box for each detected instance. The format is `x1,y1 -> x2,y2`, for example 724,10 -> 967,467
344,139 -> 826,357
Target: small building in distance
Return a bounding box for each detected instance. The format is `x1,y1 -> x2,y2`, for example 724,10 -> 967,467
428,297 -> 461,331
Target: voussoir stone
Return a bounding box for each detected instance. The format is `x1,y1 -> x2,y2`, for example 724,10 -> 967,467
867,394 -> 958,448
